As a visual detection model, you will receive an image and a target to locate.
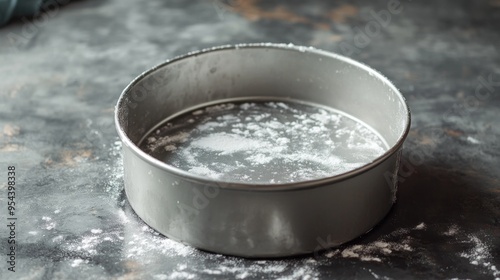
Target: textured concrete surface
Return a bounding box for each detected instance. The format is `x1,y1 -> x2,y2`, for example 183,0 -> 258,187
0,0 -> 499,279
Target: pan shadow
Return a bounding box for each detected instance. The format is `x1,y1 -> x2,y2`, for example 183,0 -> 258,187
303,160 -> 500,277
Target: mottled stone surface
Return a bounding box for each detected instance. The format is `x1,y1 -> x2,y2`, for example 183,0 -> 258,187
0,0 -> 499,279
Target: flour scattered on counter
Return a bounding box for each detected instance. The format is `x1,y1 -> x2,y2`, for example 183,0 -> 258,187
466,136 -> 480,144
261,264 -> 288,273
69,215 -> 499,279
125,225 -> 194,259
326,237 -> 412,263
366,268 -> 381,279
85,199 -> 500,280
443,224 -> 459,236
71,259 -> 89,267
321,223 -> 435,263
276,267 -> 319,280
325,250 -> 340,258
117,208 -> 130,224
52,235 -> 63,243
135,240 -> 322,280
41,216 -> 56,230
236,271 -> 249,279
202,268 -> 223,275
166,257 -> 320,280
459,235 -> 499,278
63,227 -> 124,257
76,235 -> 100,255
414,222 -> 426,230
167,271 -> 196,279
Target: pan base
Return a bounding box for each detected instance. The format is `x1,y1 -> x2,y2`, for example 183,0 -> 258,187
140,99 -> 387,184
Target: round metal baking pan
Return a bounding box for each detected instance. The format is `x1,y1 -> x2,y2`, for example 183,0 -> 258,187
115,43 -> 411,258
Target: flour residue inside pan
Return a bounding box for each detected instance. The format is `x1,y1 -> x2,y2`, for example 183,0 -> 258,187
140,101 -> 388,184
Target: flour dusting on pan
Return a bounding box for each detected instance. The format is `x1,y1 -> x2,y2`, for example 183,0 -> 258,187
141,101 -> 387,184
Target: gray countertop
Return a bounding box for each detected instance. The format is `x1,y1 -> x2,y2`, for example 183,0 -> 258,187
0,0 -> 499,279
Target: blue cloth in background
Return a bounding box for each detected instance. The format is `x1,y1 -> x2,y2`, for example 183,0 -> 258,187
0,0 -> 43,26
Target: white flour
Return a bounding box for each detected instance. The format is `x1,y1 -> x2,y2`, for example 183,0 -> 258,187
414,222 -> 426,230
459,235 -> 500,278
443,224 -> 460,236
142,101 -> 387,184
324,225 -> 417,264
42,216 -> 56,230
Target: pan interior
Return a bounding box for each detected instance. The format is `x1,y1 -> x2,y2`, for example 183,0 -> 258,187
139,98 -> 388,184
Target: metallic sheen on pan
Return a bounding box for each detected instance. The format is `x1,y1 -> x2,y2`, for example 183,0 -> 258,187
115,43 -> 411,258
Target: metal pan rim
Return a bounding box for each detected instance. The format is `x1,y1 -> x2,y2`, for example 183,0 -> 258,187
115,43 -> 411,191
